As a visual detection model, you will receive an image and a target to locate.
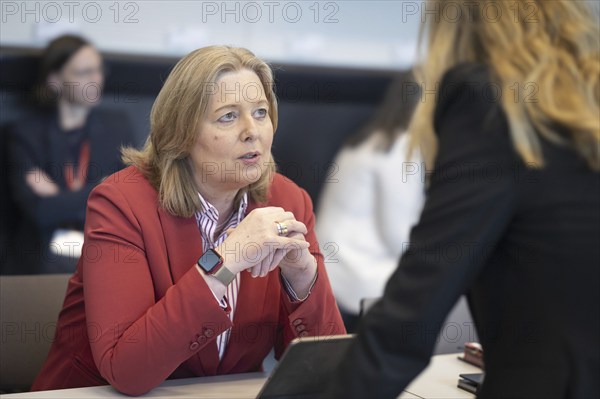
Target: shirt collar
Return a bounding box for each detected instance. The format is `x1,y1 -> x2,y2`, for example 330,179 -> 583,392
196,191 -> 248,223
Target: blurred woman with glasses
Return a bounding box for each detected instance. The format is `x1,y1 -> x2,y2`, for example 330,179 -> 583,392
6,35 -> 136,274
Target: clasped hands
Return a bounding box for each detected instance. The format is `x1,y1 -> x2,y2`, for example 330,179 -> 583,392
215,207 -> 317,295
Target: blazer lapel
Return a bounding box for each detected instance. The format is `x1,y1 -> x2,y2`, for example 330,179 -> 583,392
156,207 -> 222,375
156,208 -> 202,282
217,270 -> 271,373
245,198 -> 261,214
165,197 -> 272,375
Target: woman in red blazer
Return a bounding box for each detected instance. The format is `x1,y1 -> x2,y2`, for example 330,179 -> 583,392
31,46 -> 345,395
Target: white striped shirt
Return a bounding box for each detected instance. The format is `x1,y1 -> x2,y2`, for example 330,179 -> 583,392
195,192 -> 248,360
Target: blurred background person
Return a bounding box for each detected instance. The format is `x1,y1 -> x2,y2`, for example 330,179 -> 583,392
316,74 -> 424,332
5,35 -> 135,274
31,45 -> 344,395
328,0 -> 600,397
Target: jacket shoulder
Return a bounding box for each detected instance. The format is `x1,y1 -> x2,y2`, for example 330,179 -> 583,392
436,63 -> 493,106
434,62 -> 506,138
264,173 -> 315,227
258,173 -> 314,218
93,165 -> 158,207
268,173 -> 308,204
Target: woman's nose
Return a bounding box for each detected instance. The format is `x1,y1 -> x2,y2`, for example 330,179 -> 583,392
240,115 -> 258,142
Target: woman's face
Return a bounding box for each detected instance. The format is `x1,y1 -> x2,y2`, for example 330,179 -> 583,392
48,45 -> 104,107
190,69 -> 274,194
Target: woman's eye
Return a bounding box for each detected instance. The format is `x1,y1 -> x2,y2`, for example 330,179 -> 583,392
254,108 -> 268,118
218,112 -> 237,122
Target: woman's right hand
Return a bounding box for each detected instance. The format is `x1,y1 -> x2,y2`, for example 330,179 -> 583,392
214,207 -> 309,278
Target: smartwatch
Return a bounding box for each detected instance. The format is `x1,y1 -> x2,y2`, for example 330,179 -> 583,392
197,248 -> 236,286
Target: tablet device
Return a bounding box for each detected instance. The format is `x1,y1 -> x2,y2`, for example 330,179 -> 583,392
256,334 -> 354,399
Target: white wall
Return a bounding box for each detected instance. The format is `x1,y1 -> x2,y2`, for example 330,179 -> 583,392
0,0 -> 422,69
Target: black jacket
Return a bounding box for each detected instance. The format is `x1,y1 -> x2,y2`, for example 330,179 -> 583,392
5,107 -> 136,274
329,63 -> 600,398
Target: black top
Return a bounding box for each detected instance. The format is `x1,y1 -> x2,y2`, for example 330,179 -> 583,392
328,63 -> 600,398
61,124 -> 87,168
4,107 -> 136,274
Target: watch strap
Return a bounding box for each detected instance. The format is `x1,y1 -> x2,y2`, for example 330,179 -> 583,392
212,264 -> 236,286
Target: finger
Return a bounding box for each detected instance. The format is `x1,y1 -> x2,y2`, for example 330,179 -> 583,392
286,232 -> 305,240
283,232 -> 307,255
279,235 -> 310,246
281,238 -> 310,257
261,249 -> 276,277
273,220 -> 307,236
270,249 -> 287,271
273,236 -> 310,252
274,211 -> 297,223
252,206 -> 284,215
250,263 -> 262,278
250,249 -> 273,278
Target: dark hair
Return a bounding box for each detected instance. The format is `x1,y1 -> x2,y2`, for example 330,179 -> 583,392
347,71 -> 421,151
35,35 -> 91,106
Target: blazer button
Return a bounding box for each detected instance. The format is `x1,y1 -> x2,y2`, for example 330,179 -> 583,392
204,328 -> 214,338
189,341 -> 200,351
298,331 -> 309,337
295,324 -> 306,332
197,335 -> 207,344
292,318 -> 303,326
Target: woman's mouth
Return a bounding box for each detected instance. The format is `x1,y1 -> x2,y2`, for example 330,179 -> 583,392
238,152 -> 261,165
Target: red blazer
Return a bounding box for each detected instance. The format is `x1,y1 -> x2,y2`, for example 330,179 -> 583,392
32,166 -> 345,395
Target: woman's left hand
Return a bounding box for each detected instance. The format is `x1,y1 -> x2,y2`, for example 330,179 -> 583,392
278,232 -> 317,299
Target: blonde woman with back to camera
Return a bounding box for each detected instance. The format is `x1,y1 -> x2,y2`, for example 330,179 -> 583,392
31,46 -> 345,395
328,1 -> 599,398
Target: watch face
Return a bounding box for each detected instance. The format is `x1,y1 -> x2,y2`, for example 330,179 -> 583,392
198,249 -> 223,274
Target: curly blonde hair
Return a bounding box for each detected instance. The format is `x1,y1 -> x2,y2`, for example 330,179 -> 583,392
409,0 -> 600,171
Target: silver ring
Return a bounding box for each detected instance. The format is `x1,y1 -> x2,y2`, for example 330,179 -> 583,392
276,221 -> 288,236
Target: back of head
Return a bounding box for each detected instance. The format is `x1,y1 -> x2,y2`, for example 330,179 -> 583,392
409,0 -> 600,170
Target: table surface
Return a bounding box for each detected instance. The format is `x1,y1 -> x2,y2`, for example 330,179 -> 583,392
1,353 -> 480,399
403,353 -> 480,399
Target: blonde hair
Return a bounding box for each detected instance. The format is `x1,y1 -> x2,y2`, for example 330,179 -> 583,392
409,0 -> 600,171
122,46 -> 278,218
